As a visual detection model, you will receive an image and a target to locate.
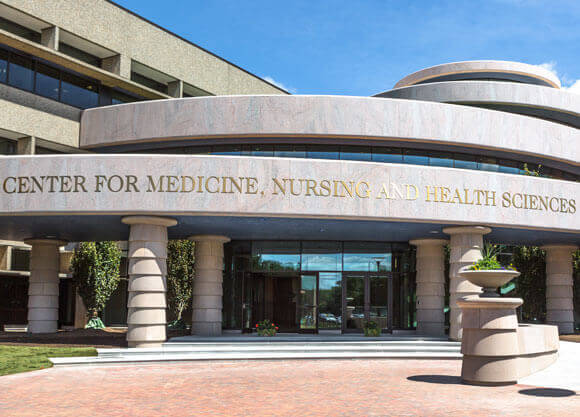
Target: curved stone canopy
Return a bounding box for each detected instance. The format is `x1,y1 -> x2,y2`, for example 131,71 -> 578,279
375,81 -> 580,129
0,155 -> 578,244
393,60 -> 561,89
79,96 -> 579,171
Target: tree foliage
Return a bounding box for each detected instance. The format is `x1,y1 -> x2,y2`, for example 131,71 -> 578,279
511,246 -> 546,322
70,242 -> 122,326
166,240 -> 195,323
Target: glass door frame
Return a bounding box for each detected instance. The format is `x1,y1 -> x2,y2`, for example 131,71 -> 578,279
297,272 -> 318,333
341,272 -> 393,333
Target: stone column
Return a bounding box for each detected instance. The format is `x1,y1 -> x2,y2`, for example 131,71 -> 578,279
25,239 -> 66,333
443,226 -> 491,341
123,216 -> 177,348
542,245 -> 577,334
17,136 -> 35,155
410,239 -> 448,336
167,80 -> 183,98
40,26 -> 59,50
188,235 -> 231,336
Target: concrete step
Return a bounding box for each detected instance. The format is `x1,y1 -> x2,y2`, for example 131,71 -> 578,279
50,339 -> 461,367
51,349 -> 462,367
98,344 -> 460,358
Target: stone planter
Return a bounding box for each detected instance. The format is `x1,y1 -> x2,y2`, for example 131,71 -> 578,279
458,269 -> 520,297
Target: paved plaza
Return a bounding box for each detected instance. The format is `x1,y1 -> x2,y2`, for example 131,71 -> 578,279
0,355 -> 578,417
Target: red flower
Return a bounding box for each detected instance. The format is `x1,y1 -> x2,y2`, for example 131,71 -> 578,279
255,324 -> 258,327
275,327 -> 279,330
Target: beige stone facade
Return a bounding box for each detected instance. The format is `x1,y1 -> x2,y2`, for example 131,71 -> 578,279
0,0 -> 577,356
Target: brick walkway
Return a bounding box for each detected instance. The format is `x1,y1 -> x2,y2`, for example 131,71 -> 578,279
0,359 -> 578,417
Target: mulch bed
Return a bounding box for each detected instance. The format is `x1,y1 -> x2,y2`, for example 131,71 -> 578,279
0,328 -> 190,348
560,334 -> 580,343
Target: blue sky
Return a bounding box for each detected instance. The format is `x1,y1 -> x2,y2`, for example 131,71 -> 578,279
115,0 -> 579,96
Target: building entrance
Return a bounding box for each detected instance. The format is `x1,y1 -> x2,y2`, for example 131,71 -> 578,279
240,271 -> 393,334
229,241 -> 416,334
343,273 -> 392,333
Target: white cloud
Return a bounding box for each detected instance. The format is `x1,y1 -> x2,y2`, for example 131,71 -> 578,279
263,76 -> 297,94
535,61 -> 580,94
564,79 -> 580,94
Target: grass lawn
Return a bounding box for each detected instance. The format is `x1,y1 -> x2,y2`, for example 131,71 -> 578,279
0,346 -> 97,376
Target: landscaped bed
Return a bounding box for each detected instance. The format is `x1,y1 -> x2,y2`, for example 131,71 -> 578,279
0,345 -> 97,376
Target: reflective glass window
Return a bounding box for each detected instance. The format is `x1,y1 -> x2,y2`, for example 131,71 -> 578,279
61,72 -> 98,108
371,147 -> 403,163
318,272 -> 342,329
251,241 -> 300,272
343,242 -> 391,272
8,54 -> 34,91
429,151 -> 454,167
250,145 -> 274,157
478,157 -> 500,172
498,159 -> 520,174
212,145 -> 242,155
403,150 -> 429,166
307,145 -> 339,160
0,139 -> 16,155
454,154 -> 478,170
301,241 -> 341,271
340,146 -> 372,161
35,62 -> 60,100
0,49 -> 8,83
111,90 -> 139,105
274,145 -> 306,158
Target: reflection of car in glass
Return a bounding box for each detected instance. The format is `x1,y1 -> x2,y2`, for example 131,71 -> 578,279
318,313 -> 338,323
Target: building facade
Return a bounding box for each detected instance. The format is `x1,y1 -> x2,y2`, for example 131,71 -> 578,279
0,1 -> 578,347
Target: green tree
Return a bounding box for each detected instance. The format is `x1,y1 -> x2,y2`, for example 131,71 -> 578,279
511,246 -> 546,322
70,242 -> 122,329
166,240 -> 195,327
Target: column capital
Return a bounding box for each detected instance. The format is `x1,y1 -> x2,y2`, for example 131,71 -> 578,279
122,216 -> 177,227
24,238 -> 67,247
443,226 -> 491,236
410,238 -> 448,247
188,235 -> 231,244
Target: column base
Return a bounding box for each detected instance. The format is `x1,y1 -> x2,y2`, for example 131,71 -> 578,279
191,322 -> 222,337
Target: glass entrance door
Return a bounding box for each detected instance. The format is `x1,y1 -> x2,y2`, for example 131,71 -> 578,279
298,274 -> 317,332
344,274 -> 365,331
342,273 -> 392,333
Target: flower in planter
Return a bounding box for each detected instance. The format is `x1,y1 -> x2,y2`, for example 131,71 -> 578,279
255,319 -> 278,336
363,320 -> 381,337
468,243 -> 518,272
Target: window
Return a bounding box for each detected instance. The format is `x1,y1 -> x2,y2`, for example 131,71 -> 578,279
0,138 -> 16,155
11,249 -> 30,271
301,241 -> 341,271
454,153 -> 478,170
8,53 -> 34,91
59,43 -> 101,67
0,49 -> 8,83
111,89 -> 140,105
274,144 -> 306,158
307,145 -> 339,160
131,71 -> 168,94
251,241 -> 300,272
429,151 -> 454,167
0,17 -> 40,43
372,147 -> 403,163
61,71 -> 98,108
340,146 -> 372,161
35,62 -> 60,100
403,149 -> 429,166
343,242 -> 391,272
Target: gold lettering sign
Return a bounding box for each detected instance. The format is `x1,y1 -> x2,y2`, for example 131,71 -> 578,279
0,174 -> 576,215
